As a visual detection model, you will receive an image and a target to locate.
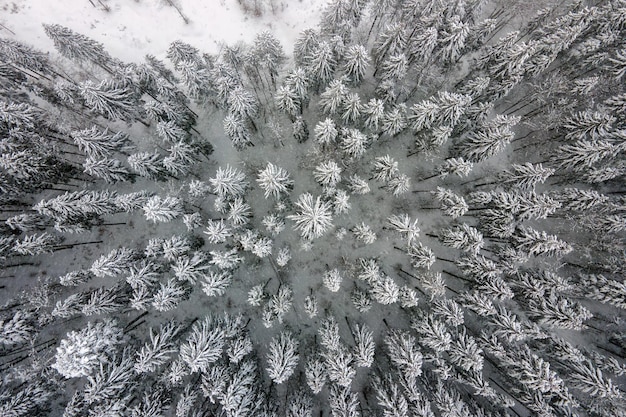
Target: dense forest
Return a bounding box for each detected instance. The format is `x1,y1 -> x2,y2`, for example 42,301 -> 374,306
0,0 -> 625,416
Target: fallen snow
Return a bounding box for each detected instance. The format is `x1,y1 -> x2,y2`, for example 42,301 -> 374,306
0,0 -> 326,62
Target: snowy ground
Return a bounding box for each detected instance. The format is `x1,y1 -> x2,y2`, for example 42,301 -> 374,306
0,0 -> 325,62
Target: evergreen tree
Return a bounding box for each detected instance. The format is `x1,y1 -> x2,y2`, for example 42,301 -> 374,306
52,319 -> 124,378
266,331 -> 299,384
43,24 -> 112,66
287,193 -> 334,240
79,79 -> 140,122
342,44 -> 370,83
71,126 -> 132,158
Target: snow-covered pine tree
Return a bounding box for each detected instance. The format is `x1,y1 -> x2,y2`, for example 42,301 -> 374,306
343,44 -> 370,83
314,117 -> 339,147
372,155 -> 398,182
0,310 -> 34,348
266,331 -> 299,384
287,193 -> 334,240
306,41 -> 336,89
83,156 -> 131,183
257,162 -> 293,199
179,315 -> 226,373
513,226 -> 572,257
433,187 -> 468,218
305,357 -> 327,394
304,295 -> 318,318
79,79 -> 140,122
142,195 -> 184,223
223,114 -> 253,149
128,151 -> 166,180
438,224 -> 484,255
353,222 -> 377,244
339,127 -> 368,159
437,157 -> 473,178
12,232 -> 60,256
500,162 -> 554,190
71,126 -> 132,158
314,160 -> 342,187
43,24 -> 112,66
275,84 -> 300,118
293,115 -> 310,143
152,278 -> 187,311
210,165 -> 248,199
134,321 -> 182,374
387,214 -> 420,243
352,323 -> 375,368
341,92 -> 363,125
323,268 -> 343,292
52,319 -> 124,378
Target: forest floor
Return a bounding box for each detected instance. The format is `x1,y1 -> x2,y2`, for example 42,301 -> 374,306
0,0 -> 324,62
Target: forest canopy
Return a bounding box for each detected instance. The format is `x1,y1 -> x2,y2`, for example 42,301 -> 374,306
0,1 -> 625,417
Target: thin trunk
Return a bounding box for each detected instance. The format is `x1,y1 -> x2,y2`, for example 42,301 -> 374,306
53,240 -> 103,251
165,0 -> 189,23
124,311 -> 149,332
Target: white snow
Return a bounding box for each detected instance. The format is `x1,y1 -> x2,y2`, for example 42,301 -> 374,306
0,0 -> 326,62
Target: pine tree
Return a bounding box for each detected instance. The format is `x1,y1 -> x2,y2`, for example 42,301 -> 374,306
439,224 -> 484,255
381,104 -> 407,136
90,247 -> 138,278
318,78 -> 348,115
266,331 -> 299,384
387,214 -> 420,243
314,160 -> 342,187
143,195 -> 183,223
257,162 -> 293,199
386,174 -> 411,196
385,329 -> 423,378
347,174 -> 370,194
52,319 -> 124,378
71,126 -> 132,158
434,187 -> 468,218
323,268 -> 343,292
342,44 -> 370,83
500,162 -> 554,190
306,41 -> 336,88
43,24 -> 112,66
513,226 -> 572,257
12,232 -> 60,256
223,114 -> 253,149
0,310 -> 34,348
227,197 -> 252,226
128,151 -> 166,180
353,222 -> 376,244
293,116 -> 309,143
0,38 -> 51,75
209,165 -> 248,199
275,84 -> 300,117
134,321 -> 182,374
83,156 -> 131,183
363,98 -> 385,131
328,384 -> 361,417
341,92 -> 363,125
370,275 -> 400,305
352,324 -> 375,368
79,79 -> 140,122
314,118 -> 338,146
569,359 -> 621,399
305,357 -> 327,394
179,315 -> 225,373
287,193 -> 334,240
156,120 -> 189,143
340,128 -> 368,159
